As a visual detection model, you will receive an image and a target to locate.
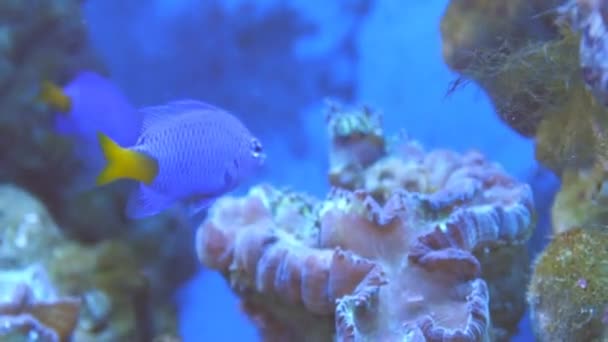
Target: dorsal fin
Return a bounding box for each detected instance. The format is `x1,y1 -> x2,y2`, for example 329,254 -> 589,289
138,105 -> 171,133
139,99 -> 223,132
166,99 -> 223,112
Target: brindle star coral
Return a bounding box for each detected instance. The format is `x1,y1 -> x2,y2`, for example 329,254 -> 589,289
196,104 -> 535,341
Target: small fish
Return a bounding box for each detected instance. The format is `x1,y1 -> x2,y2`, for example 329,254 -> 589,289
39,81 -> 71,113
96,99 -> 265,218
39,71 -> 143,180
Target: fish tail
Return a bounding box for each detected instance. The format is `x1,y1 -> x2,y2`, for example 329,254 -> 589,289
38,80 -> 72,113
96,132 -> 158,186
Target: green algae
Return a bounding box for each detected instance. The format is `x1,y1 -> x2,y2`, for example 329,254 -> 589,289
528,227 -> 608,341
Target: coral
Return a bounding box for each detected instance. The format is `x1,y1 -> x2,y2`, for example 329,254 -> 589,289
440,0 -> 564,138
550,163 -> 608,234
197,104 -> 535,341
0,0 -> 196,326
0,184 -> 181,341
0,0 -> 103,217
440,0 -> 561,71
48,240 -> 178,341
0,264 -> 81,342
326,101 -> 386,189
528,227 -> 608,341
532,79 -> 605,174
0,184 -> 65,268
0,0 -> 197,263
561,0 -> 608,106
439,0 -> 608,177
0,1 -> 197,338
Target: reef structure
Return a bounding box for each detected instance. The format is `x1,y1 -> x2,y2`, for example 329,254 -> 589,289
196,104 -> 535,341
440,2 -> 608,340
0,264 -> 81,341
439,0 -> 608,177
560,0 -> 608,107
0,0 -> 103,211
0,184 -> 181,341
528,226 -> 608,341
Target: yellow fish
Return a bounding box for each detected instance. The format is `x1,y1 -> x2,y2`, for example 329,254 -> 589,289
38,80 -> 71,113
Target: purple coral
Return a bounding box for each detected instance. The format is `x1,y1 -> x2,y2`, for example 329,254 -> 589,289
560,0 -> 608,106
196,104 -> 534,341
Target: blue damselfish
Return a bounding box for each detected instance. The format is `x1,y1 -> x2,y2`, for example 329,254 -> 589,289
96,99 -> 266,218
40,71 -> 143,176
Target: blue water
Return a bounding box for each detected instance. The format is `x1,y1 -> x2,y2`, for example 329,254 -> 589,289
83,0 -> 557,340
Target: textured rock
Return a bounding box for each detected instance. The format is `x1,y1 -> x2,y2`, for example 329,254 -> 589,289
528,227 -> 608,341
0,184 -> 180,341
0,264 -> 81,342
561,0 -> 608,106
440,0 -> 608,178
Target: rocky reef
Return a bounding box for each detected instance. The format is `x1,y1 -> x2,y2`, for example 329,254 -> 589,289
439,0 -> 608,176
550,163 -> 608,234
196,104 -> 535,341
0,0 -> 101,217
528,226 -> 608,341
562,0 -> 608,107
0,3 -> 197,340
0,264 -> 81,341
0,184 -> 185,341
440,0 -> 563,138
440,0 -> 608,340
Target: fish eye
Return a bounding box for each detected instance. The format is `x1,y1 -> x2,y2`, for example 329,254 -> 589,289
250,138 -> 263,158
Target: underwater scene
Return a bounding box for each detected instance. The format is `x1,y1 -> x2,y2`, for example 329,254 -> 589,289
3,0 -> 608,341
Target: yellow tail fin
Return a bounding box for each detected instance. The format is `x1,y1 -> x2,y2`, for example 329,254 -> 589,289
96,132 -> 158,186
39,81 -> 72,113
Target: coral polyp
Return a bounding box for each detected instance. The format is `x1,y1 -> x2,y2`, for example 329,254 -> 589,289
326,102 -> 386,189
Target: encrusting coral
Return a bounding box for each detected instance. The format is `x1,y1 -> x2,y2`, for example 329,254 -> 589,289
196,103 -> 535,341
528,226 -> 608,341
0,0 -> 102,216
440,0 -> 564,138
0,184 -> 180,341
441,2 -> 608,340
550,163 -> 608,234
0,3 -> 197,339
439,0 -> 608,177
0,264 -> 81,341
561,0 -> 608,107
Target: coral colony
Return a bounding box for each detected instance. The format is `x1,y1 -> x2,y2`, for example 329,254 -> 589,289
197,104 -> 535,341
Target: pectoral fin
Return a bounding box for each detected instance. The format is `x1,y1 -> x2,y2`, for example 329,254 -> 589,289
126,185 -> 174,219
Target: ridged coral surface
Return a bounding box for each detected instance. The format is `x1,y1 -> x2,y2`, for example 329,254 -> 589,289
197,104 -> 535,341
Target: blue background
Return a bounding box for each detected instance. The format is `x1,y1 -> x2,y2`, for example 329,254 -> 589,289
83,0 -> 559,340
